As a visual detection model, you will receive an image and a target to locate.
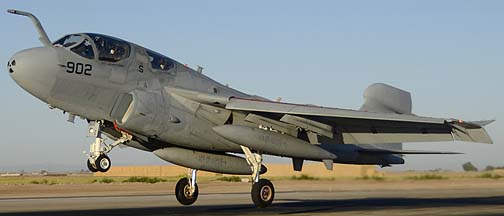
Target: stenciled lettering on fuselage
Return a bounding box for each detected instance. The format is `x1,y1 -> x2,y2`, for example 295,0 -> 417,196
138,64 -> 144,73
65,61 -> 92,76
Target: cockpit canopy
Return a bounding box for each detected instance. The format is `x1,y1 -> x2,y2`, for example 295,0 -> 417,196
53,34 -> 95,59
53,33 -> 176,72
53,33 -> 131,62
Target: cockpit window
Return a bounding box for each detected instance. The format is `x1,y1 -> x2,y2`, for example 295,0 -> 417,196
53,34 -> 94,59
146,49 -> 175,71
87,33 -> 131,62
70,39 -> 94,59
53,34 -> 83,48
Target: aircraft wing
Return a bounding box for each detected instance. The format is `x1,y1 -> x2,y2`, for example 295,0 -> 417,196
225,98 -> 494,144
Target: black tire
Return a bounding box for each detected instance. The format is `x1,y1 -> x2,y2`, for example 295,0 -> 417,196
175,178 -> 198,205
87,159 -> 98,173
251,179 -> 275,208
95,154 -> 111,172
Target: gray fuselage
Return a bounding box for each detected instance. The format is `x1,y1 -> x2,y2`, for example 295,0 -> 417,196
9,33 -> 253,153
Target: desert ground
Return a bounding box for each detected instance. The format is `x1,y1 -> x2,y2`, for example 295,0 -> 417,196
1,172 -> 504,215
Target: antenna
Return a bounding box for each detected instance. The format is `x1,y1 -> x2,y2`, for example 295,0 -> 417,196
197,65 -> 204,73
7,9 -> 51,47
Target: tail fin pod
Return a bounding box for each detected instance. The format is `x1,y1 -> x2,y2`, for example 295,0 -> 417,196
360,83 -> 412,115
359,83 -> 410,155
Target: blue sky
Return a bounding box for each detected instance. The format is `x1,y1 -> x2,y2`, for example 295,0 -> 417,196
0,1 -> 502,172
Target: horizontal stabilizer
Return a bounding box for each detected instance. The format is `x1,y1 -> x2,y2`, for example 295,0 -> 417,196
358,148 -> 462,155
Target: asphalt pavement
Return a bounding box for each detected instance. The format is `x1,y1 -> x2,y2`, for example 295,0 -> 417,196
1,187 -> 504,216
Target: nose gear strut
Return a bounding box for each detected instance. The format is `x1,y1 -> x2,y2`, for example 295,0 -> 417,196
85,120 -> 132,172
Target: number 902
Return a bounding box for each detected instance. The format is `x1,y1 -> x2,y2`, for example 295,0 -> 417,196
66,62 -> 92,76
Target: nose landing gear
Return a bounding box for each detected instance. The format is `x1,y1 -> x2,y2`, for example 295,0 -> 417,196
85,121 -> 131,173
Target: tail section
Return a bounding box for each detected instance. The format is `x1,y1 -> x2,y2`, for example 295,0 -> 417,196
358,83 -> 410,155
356,83 -> 465,165
360,83 -> 412,115
323,83 -> 487,167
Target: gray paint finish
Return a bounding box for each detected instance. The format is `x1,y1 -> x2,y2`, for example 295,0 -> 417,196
6,9 -> 494,174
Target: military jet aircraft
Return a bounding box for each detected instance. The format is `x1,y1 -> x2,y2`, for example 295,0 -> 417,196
6,9 -> 494,208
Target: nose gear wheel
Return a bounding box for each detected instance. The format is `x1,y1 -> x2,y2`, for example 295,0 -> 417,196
85,121 -> 131,173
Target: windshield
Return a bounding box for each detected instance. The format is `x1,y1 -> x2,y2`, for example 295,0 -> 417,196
53,34 -> 95,59
54,34 -> 83,48
86,33 -> 131,62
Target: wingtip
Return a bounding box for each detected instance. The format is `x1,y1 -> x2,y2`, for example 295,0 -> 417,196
469,119 -> 496,127
7,9 -> 16,14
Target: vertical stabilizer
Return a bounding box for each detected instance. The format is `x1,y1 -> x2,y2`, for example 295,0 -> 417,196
359,83 -> 410,152
360,83 -> 412,115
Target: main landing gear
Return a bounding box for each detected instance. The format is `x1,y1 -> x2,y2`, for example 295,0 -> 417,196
86,121 -> 132,173
173,147 -> 274,208
241,146 -> 275,208
175,169 -> 199,205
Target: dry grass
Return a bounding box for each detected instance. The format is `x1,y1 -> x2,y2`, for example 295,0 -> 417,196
405,174 -> 448,180
0,176 -> 104,185
478,173 -> 503,179
216,176 -> 243,182
356,175 -> 386,181
0,175 -> 252,185
2,171 -> 504,185
122,176 -> 167,183
290,174 -> 319,181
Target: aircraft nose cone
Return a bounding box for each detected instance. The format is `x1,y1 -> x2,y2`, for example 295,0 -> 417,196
9,47 -> 59,100
7,59 -> 16,74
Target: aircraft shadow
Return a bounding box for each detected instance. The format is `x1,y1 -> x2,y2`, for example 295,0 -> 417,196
2,196 -> 504,216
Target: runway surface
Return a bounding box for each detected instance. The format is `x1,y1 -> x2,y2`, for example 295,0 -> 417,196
1,180 -> 504,216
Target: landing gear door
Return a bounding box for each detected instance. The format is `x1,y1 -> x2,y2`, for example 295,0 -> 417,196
111,90 -> 166,137
110,93 -> 133,123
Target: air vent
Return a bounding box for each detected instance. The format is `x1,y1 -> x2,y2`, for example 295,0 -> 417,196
8,60 -> 14,73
